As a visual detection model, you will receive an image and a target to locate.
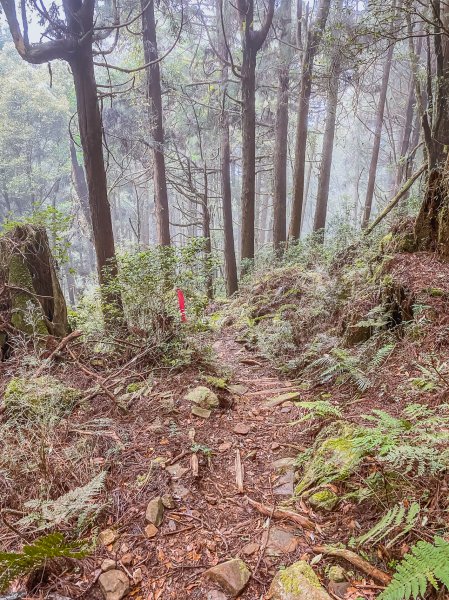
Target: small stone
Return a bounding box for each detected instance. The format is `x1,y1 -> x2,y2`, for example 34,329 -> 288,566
218,441 -> 232,452
172,483 -> 190,499
133,567 -> 143,584
145,496 -> 164,526
120,543 -> 129,554
233,422 -> 251,435
98,569 -> 129,600
99,529 -> 118,546
166,462 -> 189,479
191,405 -> 212,419
273,469 -> 295,496
161,494 -> 175,508
242,542 -> 259,555
328,581 -> 351,599
272,442 -> 281,450
101,559 -> 116,572
227,384 -> 248,396
145,523 -> 158,538
328,565 -> 346,583
121,552 -> 133,566
207,591 -> 228,600
272,457 -> 296,471
185,386 -> 219,409
168,519 -> 177,532
204,558 -> 251,597
264,527 -> 299,556
268,561 -> 332,600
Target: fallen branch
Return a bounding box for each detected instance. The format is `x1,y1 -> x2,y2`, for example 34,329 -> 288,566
235,449 -> 244,493
34,330 -> 82,377
364,164 -> 426,235
313,545 -> 391,585
245,495 -> 315,530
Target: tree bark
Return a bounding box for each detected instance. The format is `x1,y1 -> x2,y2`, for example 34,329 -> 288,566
361,42 -> 394,229
141,0 -> 171,246
218,0 -> 238,295
313,54 -> 341,239
238,0 -> 275,271
272,0 -> 293,252
288,0 -> 331,240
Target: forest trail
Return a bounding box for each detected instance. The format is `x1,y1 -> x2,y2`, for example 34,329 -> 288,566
85,329 -> 326,600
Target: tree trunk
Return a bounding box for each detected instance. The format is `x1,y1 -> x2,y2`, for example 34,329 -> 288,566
70,52 -> 121,302
0,225 -> 69,340
202,166 -> 213,300
394,75 -> 416,195
361,42 -> 394,229
289,0 -> 331,240
141,0 -> 171,246
273,0 -> 293,252
69,138 -> 91,229
237,0 -> 275,272
218,0 -> 238,295
313,54 -> 341,239
240,44 -> 257,267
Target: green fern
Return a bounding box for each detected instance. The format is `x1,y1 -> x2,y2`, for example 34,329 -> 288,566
368,343 -> 396,370
355,502 -> 420,548
0,533 -> 88,592
379,537 -> 449,600
309,348 -> 371,392
18,471 -> 106,531
290,400 -> 343,424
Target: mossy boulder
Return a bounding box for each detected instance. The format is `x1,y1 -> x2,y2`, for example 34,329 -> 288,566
295,422 -> 363,495
308,489 -> 339,511
3,375 -> 81,420
268,561 -> 332,600
185,386 -> 219,409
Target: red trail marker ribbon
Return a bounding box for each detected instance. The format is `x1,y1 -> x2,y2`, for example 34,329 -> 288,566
176,288 -> 187,322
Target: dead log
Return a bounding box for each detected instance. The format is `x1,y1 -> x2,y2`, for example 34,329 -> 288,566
0,225 -> 69,347
313,545 -> 391,585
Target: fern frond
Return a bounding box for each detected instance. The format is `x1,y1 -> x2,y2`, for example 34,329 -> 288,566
291,400 -> 343,424
0,533 -> 88,592
18,471 -> 106,531
355,503 -> 420,548
379,537 -> 449,600
369,343 -> 396,370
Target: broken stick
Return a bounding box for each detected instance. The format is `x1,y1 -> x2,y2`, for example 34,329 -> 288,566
313,545 -> 391,585
245,495 -> 314,530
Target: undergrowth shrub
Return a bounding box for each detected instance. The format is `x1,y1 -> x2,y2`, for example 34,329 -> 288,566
0,533 -> 88,592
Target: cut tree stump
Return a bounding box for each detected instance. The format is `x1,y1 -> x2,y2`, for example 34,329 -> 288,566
0,225 -> 69,349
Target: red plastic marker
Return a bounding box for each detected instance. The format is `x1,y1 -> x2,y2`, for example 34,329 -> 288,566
176,288 -> 187,322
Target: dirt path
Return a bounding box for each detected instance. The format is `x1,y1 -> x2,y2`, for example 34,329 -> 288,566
85,329 -> 317,600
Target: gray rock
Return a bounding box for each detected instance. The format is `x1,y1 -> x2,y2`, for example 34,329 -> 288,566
207,591 -> 228,600
101,558 -> 117,572
273,469 -> 295,496
191,405 -> 212,418
263,527 -> 299,556
98,569 -> 130,600
328,565 -> 346,583
268,561 -> 332,600
204,558 -> 251,597
145,496 -> 164,526
272,457 -> 296,471
185,386 -> 219,409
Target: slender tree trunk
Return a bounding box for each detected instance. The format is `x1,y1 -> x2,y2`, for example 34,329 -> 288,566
237,0 -> 275,271
273,0 -> 293,252
69,138 -> 91,229
240,45 -> 257,266
394,75 -> 416,194
202,165 -> 213,300
313,55 -> 341,239
361,42 -> 394,229
141,0 -> 171,246
70,51 -> 120,292
218,0 -> 238,295
289,0 -> 331,240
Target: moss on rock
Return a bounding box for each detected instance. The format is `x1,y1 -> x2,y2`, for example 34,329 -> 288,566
308,489 -> 339,511
268,561 -> 332,599
295,422 -> 363,495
